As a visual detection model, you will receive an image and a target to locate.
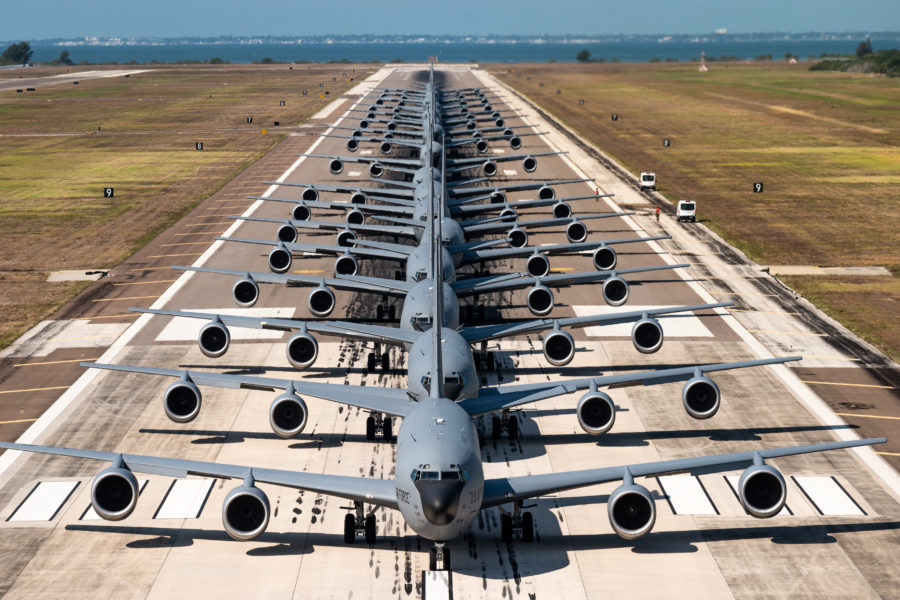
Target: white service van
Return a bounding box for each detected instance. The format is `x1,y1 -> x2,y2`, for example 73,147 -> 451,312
639,172 -> 656,191
676,201 -> 696,222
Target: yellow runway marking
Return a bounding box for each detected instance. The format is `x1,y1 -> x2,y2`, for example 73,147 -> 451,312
0,386 -> 69,395
776,353 -> 858,361
709,292 -> 776,297
806,381 -> 895,390
748,329 -> 827,337
113,279 -> 178,286
71,314 -> 138,321
729,309 -> 799,316
13,358 -> 101,367
147,253 -> 203,258
48,333 -> 121,342
92,296 -> 158,302
551,267 -> 574,272
161,242 -> 211,247
292,269 -> 325,274
129,266 -> 172,272
834,413 -> 900,420
0,418 -> 39,425
705,276 -> 756,281
186,221 -> 230,227
174,231 -> 220,236
876,451 -> 900,457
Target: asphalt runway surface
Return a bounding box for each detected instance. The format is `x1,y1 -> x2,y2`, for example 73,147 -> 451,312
0,65 -> 898,599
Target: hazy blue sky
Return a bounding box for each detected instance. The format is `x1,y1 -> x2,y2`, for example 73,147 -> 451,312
2,0 -> 898,40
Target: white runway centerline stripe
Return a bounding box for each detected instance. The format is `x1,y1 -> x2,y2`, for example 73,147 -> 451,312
792,476 -> 865,516
154,307 -> 296,342
154,479 -> 215,519
572,305 -> 714,338
658,475 -> 717,515
81,480 -> 148,520
8,481 -> 79,521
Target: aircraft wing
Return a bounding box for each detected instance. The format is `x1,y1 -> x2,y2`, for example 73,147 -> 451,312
460,212 -> 631,234
448,178 -> 593,198
249,196 -> 414,217
174,266 -> 413,296
0,442 -> 399,509
261,181 -> 414,200
458,302 -> 731,344
299,153 -> 423,168
451,194 -> 611,217
83,363 -> 414,418
230,215 -> 417,238
481,437 -> 885,508
446,151 -> 563,167
216,237 -> 410,261
457,235 -> 670,265
457,356 -> 802,416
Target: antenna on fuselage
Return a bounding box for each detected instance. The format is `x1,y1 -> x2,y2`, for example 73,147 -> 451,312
429,102 -> 445,401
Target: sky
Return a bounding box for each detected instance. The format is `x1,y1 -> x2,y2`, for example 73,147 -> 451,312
2,0 -> 898,40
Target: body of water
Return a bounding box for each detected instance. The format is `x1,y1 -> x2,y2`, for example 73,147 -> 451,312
27,38 -> 899,65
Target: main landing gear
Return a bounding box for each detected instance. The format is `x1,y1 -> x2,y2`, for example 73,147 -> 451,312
500,502 -> 534,543
375,295 -> 396,322
343,501 -> 377,545
429,542 -> 451,571
476,340 -> 496,372
491,409 -> 519,440
367,342 -> 390,372
365,412 -> 393,441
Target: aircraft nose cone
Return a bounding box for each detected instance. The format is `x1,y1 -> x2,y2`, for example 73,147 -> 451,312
416,481 -> 464,526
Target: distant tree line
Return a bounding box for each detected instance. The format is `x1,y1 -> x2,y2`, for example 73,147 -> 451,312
1,41 -> 33,65
810,38 -> 900,77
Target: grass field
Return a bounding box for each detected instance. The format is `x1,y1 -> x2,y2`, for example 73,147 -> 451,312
493,62 -> 900,361
0,64 -> 367,349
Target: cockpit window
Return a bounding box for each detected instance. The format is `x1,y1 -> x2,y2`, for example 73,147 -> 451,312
441,471 -> 459,480
411,314 -> 433,332
413,269 -> 428,282
412,466 -> 467,482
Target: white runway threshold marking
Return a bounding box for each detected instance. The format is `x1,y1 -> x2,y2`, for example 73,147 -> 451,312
658,475 -> 717,515
348,170 -> 362,177
154,479 -> 214,519
81,480 -> 148,520
572,305 -> 714,338
8,481 -> 79,521
423,570 -> 452,599
154,307 -> 296,342
503,169 -> 517,176
725,475 -> 792,516
792,476 -> 865,516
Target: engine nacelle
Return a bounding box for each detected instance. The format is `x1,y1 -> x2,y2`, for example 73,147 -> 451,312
592,246 -> 617,271
349,191 -> 367,204
286,331 -> 318,368
537,185 -> 555,200
334,253 -> 358,276
276,222 -> 297,244
608,483 -> 656,540
329,159 -> 343,174
602,275 -> 629,307
576,391 -> 616,435
552,201 -> 572,219
91,467 -> 139,521
369,163 -> 384,178
292,203 -> 311,222
495,118 -> 505,128
475,140 -> 488,154
682,375 -> 720,420
522,156 -> 537,172
509,136 -> 522,150
482,161 -> 498,177
336,228 -> 356,247
380,141 -> 393,155
198,320 -> 230,358
222,485 -> 270,541
542,329 -> 575,366
386,120 -> 397,131
490,190 -> 507,204
232,277 -> 259,308
506,227 -> 528,248
163,379 -> 201,423
631,317 -> 663,354
308,286 -> 335,317
738,464 -> 787,519
269,393 -> 309,438
346,138 -> 359,152
526,253 -> 550,277
359,119 -> 369,129
483,104 -> 493,112
466,120 -> 477,130
565,220 -> 588,243
499,207 -> 518,222
302,187 -> 318,202
267,245 -> 292,274
345,208 -> 365,225
526,284 -> 554,316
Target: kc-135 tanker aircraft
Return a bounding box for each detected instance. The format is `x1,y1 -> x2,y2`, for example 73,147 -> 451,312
0,67 -> 887,579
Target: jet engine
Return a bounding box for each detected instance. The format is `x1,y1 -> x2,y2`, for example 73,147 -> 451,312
302,187 -> 318,202
542,329 -> 575,366
576,391 -> 616,435
269,393 -> 309,438
308,286 -> 336,317
526,284 -> 554,316
602,275 -> 629,307
631,317 -> 663,354
267,245 -> 292,274
537,185 -> 555,200
380,141 -> 393,155
521,156 -> 537,172
349,191 -> 367,204
490,190 -> 507,204
334,253 -> 358,276
608,482 -> 656,540
346,139 -> 359,152
495,118 -> 505,128
329,159 -> 343,174
232,277 -> 259,308
592,246 -> 617,271
222,484 -> 270,541
526,253 -> 550,277
475,140 -> 488,154
276,222 -> 297,244
552,201 -> 572,219
737,464 -> 786,518
565,220 -> 588,243
386,121 -> 397,131
482,161 -> 498,177
499,207 -> 518,222
345,208 -> 365,225
336,228 -> 356,247
286,332 -> 318,368
506,227 -> 528,248
359,120 -> 369,129
369,163 -> 384,178
509,136 -> 522,150
198,320 -> 230,358
91,467 -> 139,521
292,203 -> 311,222
163,378 -> 201,423
682,375 -> 720,420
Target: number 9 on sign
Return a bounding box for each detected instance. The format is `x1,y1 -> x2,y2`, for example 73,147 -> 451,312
103,187 -> 114,198
753,182 -> 764,193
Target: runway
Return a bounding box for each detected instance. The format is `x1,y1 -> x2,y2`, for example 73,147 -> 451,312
0,69 -> 152,92
0,65 -> 898,599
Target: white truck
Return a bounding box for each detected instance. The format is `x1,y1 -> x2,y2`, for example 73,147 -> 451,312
639,172 -> 656,191
676,201 -> 697,222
